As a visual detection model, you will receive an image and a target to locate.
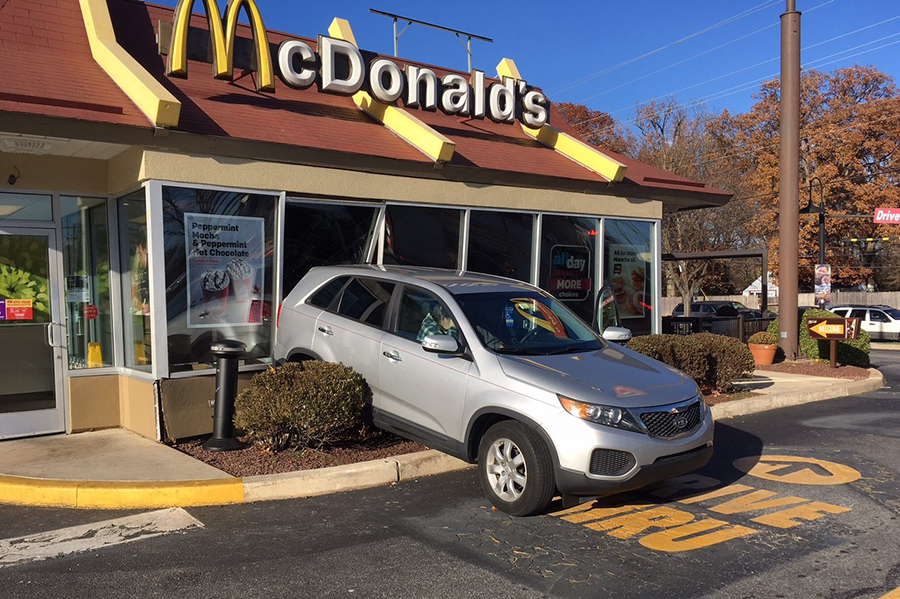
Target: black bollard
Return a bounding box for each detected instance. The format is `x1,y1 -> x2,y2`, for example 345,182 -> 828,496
203,340 -> 247,452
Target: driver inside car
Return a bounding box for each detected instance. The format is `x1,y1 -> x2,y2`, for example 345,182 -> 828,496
417,304 -> 459,342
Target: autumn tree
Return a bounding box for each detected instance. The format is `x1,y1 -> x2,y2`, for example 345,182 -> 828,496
555,102 -> 631,154
630,99 -> 759,314
713,66 -> 900,290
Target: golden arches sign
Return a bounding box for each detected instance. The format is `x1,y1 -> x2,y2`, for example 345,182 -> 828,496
166,0 -> 274,92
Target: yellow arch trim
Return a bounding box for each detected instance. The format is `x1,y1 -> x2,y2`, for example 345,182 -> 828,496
496,57 -> 627,183
328,18 -> 455,164
224,0 -> 275,92
166,0 -> 228,79
79,0 -> 181,127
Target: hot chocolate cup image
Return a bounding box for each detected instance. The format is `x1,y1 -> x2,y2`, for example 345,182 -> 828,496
201,268 -> 230,315
226,258 -> 254,299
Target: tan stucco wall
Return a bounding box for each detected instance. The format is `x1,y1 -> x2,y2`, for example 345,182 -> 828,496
139,150 -> 664,220
158,372 -> 257,442
0,152 -> 108,195
69,375 -> 120,432
118,374 -> 157,440
107,146 -> 145,195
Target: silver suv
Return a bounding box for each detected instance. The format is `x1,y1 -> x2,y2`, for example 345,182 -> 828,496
275,266 -> 713,515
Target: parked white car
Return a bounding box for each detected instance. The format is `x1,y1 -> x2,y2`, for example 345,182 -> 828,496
274,265 -> 714,515
830,305 -> 900,340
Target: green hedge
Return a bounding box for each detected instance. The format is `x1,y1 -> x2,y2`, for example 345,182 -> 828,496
767,308 -> 870,367
627,333 -> 754,394
234,361 -> 367,453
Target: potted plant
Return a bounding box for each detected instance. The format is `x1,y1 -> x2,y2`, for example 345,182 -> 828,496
747,331 -> 778,366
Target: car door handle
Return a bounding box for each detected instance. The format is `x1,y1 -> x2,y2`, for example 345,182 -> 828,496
382,351 -> 401,362
317,326 -> 333,336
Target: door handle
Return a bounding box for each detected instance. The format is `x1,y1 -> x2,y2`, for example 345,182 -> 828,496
382,351 -> 401,362
45,323 -> 53,347
317,326 -> 333,336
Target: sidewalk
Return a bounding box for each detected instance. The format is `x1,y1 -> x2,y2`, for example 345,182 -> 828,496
0,368 -> 884,510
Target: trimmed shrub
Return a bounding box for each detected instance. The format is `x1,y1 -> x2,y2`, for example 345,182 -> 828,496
626,334 -> 709,388
628,333 -> 755,394
692,333 -> 756,393
748,331 -> 777,345
767,308 -> 870,367
234,361 -> 367,452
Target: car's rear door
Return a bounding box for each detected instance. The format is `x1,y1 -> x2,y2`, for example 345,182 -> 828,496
868,309 -> 890,340
311,276 -> 395,399
377,285 -> 471,451
848,309 -> 870,337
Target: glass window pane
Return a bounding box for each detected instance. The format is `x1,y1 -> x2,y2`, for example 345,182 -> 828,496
308,276 -> 350,309
61,196 -> 113,369
539,215 -> 598,324
119,190 -> 151,370
283,201 -> 379,296
0,192 -> 53,221
394,287 -> 457,341
335,278 -> 394,326
849,309 -> 866,319
162,186 -> 278,373
605,219 -> 654,336
467,211 -> 533,281
383,205 -> 461,269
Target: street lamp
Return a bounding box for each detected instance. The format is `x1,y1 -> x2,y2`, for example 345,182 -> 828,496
799,176 -> 826,266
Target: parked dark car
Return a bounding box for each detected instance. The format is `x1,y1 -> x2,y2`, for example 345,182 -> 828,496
671,301 -> 755,318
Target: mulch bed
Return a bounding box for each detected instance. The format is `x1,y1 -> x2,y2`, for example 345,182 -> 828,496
756,360 -> 871,380
173,432 -> 427,477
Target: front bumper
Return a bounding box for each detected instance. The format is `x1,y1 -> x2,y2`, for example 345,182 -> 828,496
539,402 -> 715,497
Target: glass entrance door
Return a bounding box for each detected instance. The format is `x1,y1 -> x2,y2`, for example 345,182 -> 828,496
0,227 -> 66,439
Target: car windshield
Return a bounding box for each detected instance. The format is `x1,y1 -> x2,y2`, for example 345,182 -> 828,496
454,290 -> 603,355
883,308 -> 900,320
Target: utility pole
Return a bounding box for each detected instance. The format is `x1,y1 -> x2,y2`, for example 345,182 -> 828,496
779,0 -> 801,360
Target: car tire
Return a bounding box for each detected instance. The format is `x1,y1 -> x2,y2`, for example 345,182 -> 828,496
477,420 -> 555,516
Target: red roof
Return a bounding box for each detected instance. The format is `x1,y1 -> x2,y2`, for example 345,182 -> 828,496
0,0 -> 730,201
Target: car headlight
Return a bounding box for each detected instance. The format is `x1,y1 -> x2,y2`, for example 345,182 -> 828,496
557,394 -> 644,433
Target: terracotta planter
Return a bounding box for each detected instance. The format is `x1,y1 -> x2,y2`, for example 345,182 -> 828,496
748,343 -> 777,366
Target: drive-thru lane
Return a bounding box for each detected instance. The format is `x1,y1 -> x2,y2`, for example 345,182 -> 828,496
0,351 -> 897,598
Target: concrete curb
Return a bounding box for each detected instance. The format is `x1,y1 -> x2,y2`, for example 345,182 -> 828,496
0,371 -> 883,509
711,368 -> 885,420
0,450 -> 472,509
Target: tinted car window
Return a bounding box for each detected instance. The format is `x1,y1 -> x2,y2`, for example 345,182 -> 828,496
336,278 -> 395,326
870,310 -> 889,323
849,309 -> 867,319
308,276 -> 350,309
831,308 -> 848,317
394,287 -> 458,342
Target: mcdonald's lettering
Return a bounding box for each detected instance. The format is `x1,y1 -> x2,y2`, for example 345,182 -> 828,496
164,0 -> 549,126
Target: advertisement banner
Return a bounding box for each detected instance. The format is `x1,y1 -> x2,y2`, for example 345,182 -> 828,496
184,213 -> 265,329
5,299 -> 33,320
548,245 -> 591,302
609,245 -> 648,320
814,264 -> 832,308
0,299 -> 5,320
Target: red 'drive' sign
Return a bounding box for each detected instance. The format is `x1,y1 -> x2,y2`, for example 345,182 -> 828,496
874,207 -> 900,224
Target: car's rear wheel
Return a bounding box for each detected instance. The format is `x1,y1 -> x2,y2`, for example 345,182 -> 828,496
478,421 -> 555,516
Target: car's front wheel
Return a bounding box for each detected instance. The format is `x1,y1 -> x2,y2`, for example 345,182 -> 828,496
478,420 -> 555,516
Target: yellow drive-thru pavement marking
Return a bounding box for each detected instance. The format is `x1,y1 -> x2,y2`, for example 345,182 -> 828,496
733,455 -> 861,485
880,588 -> 900,598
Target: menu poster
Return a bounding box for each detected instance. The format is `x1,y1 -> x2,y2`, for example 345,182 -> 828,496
548,245 -> 592,302
184,213 -> 265,329
609,245 -> 648,320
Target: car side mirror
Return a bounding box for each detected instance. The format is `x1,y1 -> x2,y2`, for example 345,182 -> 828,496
422,334 -> 459,354
602,326 -> 632,344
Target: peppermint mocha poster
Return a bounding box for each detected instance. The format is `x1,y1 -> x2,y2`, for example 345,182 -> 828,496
184,213 -> 265,328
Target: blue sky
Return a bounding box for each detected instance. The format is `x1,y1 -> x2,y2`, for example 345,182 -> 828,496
151,0 -> 900,123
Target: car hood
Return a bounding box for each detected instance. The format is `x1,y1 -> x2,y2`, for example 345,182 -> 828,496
497,344 -> 698,408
